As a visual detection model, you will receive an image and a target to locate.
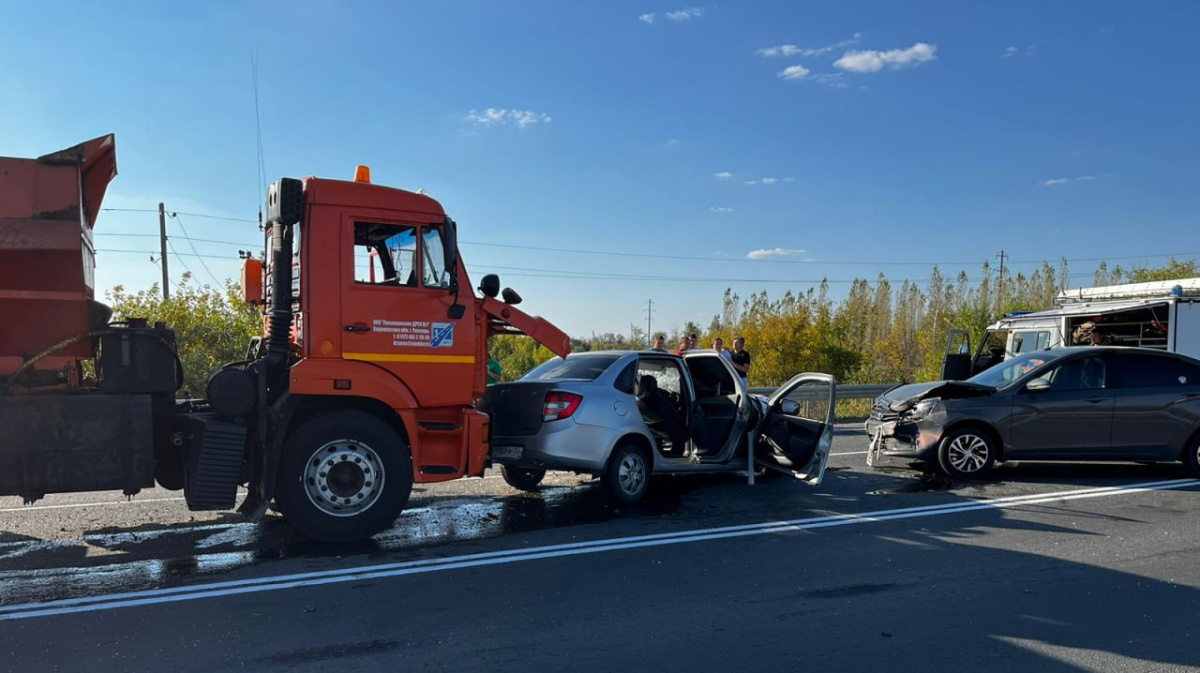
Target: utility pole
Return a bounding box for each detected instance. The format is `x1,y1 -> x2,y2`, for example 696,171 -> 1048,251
645,299 -> 655,342
158,202 -> 170,299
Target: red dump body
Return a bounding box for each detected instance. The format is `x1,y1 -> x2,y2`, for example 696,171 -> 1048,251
0,135 -> 117,383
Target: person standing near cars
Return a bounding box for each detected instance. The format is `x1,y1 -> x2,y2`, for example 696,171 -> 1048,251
651,334 -> 668,352
676,336 -> 691,356
712,337 -> 731,359
730,336 -> 751,382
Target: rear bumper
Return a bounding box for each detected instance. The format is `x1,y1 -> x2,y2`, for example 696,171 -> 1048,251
491,418 -> 617,474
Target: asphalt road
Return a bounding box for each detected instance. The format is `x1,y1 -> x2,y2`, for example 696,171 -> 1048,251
1,424 -> 1198,673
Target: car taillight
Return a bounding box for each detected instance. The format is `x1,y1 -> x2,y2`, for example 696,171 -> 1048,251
543,391 -> 582,421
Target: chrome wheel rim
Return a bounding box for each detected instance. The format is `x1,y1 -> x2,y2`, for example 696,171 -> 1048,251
303,440 -> 385,517
947,434 -> 990,473
618,452 -> 646,496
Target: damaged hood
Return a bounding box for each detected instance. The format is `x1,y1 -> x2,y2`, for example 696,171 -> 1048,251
879,380 -> 994,411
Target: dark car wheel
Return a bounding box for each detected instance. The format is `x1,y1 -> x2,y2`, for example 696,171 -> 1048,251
501,465 -> 546,491
275,411 -> 413,542
937,427 -> 996,479
1184,435 -> 1200,478
601,442 -> 651,505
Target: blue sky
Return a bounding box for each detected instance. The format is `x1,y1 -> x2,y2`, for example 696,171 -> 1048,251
2,1 -> 1198,339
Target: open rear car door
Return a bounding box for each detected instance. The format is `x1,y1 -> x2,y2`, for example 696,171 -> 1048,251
758,373 -> 837,485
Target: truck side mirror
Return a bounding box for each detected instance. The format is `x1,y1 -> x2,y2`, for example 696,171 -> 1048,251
267,178 -> 302,227
479,274 -> 500,298
442,217 -> 458,284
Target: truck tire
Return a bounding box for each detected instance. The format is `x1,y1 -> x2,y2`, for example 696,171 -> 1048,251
275,410 -> 413,542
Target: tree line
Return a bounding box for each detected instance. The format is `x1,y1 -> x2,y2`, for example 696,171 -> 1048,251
105,259 -> 1199,395
494,257 -> 1200,388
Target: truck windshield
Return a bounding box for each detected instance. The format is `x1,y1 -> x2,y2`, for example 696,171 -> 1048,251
522,354 -> 622,381
966,350 -> 1066,389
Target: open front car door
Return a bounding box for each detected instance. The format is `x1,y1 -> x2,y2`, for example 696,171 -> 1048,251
758,373 -> 838,485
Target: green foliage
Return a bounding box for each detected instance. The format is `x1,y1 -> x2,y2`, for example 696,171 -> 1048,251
105,275 -> 261,397
489,335 -> 558,383
475,259 -> 1200,386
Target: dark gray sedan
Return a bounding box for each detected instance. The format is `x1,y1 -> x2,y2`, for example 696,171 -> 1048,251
865,347 -> 1200,478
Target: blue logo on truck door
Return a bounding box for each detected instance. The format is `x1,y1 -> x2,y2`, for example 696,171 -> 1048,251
431,322 -> 454,348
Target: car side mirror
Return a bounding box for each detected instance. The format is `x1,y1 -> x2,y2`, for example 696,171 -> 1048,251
779,399 -> 800,416
1026,377 -> 1052,392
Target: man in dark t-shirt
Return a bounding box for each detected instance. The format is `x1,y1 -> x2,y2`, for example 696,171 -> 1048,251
730,336 -> 751,382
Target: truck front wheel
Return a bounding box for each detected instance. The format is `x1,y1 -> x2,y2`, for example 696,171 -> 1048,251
275,411 -> 413,542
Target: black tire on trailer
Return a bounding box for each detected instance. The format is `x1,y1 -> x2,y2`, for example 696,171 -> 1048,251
275,410 -> 413,542
601,442 -> 651,505
501,465 -> 546,491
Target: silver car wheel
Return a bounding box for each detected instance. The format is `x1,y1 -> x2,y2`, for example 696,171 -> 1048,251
303,439 -> 385,517
946,434 -> 990,473
618,452 -> 647,496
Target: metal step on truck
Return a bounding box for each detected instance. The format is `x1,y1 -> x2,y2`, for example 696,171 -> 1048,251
0,134 -> 572,541
941,278 -> 1200,380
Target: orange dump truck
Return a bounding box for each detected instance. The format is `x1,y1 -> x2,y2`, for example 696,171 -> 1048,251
0,135 -> 571,541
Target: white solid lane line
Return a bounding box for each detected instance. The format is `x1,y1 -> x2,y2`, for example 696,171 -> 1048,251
2,477 -> 1195,622
0,497 -> 188,514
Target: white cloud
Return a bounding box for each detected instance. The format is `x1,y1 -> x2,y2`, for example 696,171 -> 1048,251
745,176 -> 790,185
779,65 -> 810,80
709,206 -> 734,213
666,7 -> 704,21
758,34 -> 861,58
760,177 -> 779,184
466,108 -> 552,128
744,180 -> 758,185
811,73 -> 848,88
759,45 -> 802,57
746,247 -> 807,260
713,171 -> 733,179
834,42 -> 937,73
640,7 -> 704,24
1040,175 -> 1107,187
1002,44 -> 1037,59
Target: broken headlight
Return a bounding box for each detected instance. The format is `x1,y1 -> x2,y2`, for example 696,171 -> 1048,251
906,398 -> 941,421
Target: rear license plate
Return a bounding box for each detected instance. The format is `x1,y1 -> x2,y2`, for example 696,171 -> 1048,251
492,445 -> 523,461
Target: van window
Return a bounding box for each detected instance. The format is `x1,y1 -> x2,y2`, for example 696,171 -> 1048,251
1012,330 -> 1052,355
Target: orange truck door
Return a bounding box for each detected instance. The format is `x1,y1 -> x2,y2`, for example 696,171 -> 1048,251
340,216 -> 476,409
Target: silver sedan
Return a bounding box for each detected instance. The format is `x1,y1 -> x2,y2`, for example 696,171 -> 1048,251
486,350 -> 837,504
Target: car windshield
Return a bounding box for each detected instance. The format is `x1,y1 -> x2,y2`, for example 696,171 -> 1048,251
521,354 -> 622,381
966,350 -> 1066,388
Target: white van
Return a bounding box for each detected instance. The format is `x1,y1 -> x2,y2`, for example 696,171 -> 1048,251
941,278 -> 1200,380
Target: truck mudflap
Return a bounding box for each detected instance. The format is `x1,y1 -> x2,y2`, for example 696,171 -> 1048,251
0,393 -> 155,502
179,414 -> 248,510
481,297 -> 572,357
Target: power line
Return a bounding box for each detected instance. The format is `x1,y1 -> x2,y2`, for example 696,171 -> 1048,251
165,239 -> 195,279
98,248 -> 236,261
169,212 -> 223,287
101,208 -> 256,223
